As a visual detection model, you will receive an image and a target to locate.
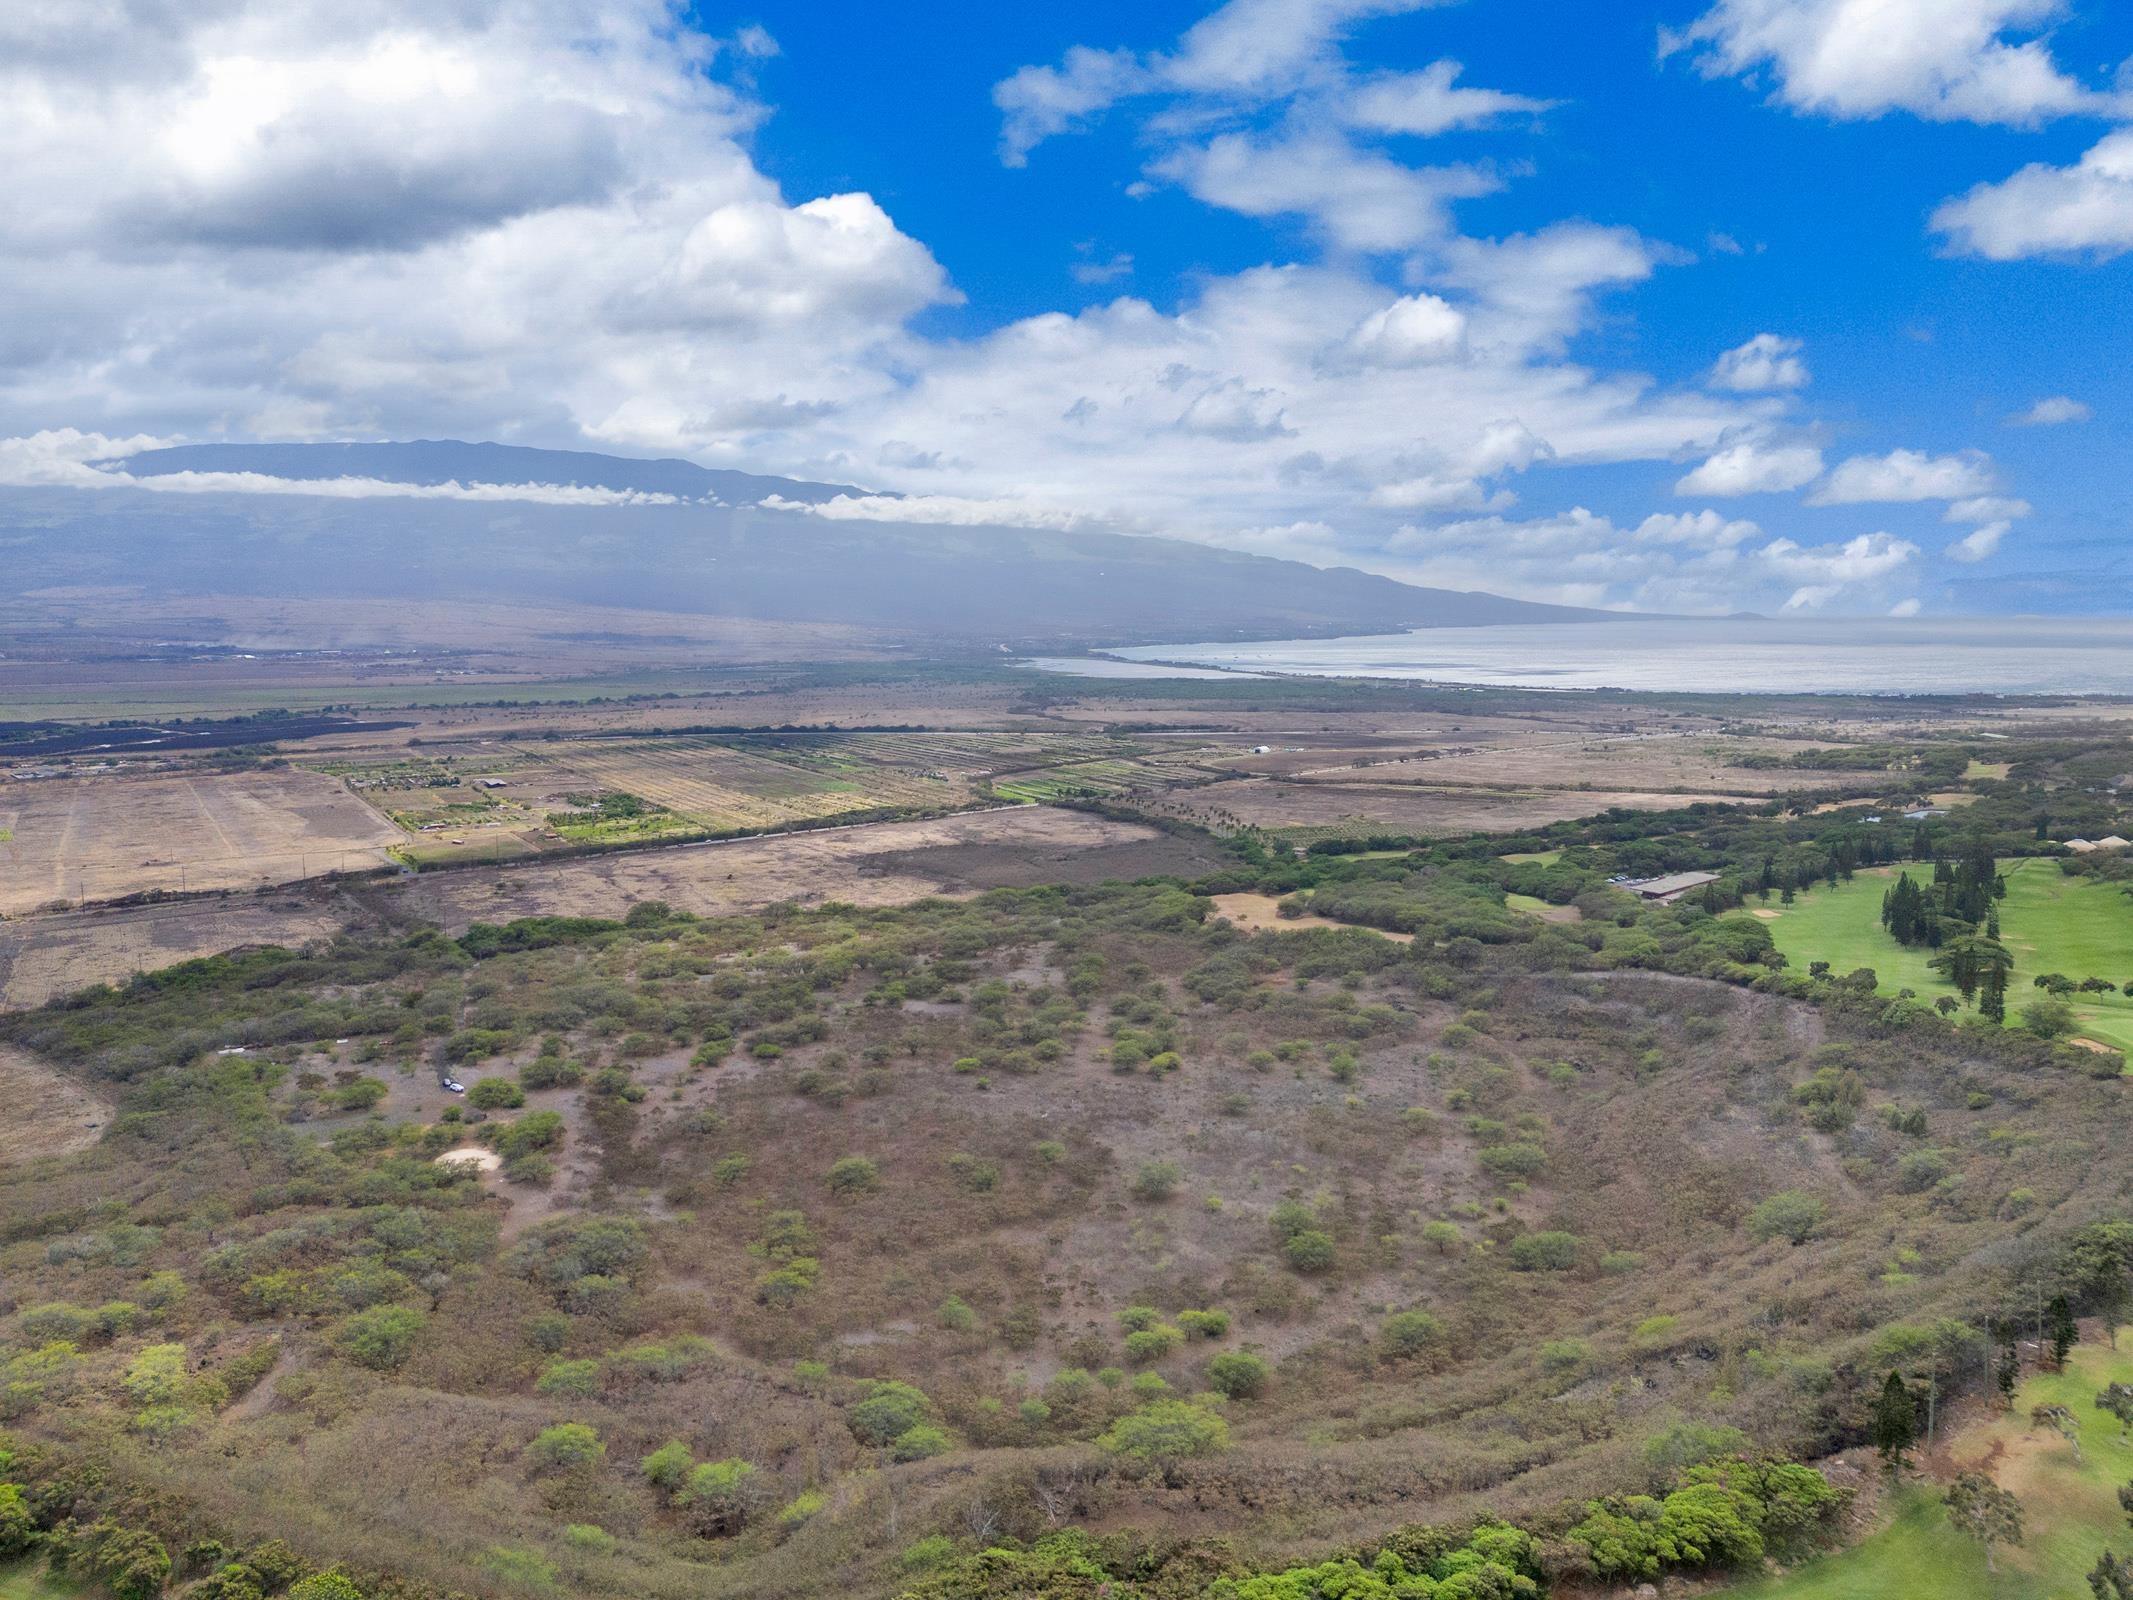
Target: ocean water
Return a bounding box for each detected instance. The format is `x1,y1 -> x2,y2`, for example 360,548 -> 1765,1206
1104,618 -> 2133,697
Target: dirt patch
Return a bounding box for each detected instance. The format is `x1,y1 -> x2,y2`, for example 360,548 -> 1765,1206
1211,892 -> 1416,943
0,1043 -> 112,1163
1751,909 -> 1783,920
2067,1037 -> 2121,1055
436,1147 -> 502,1173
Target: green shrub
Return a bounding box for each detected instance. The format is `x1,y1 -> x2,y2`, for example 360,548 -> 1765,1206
528,1422 -> 605,1473
1478,1142 -> 1548,1178
468,1078 -> 525,1110
1124,1325 -> 1184,1364
1508,1231 -> 1580,1271
849,1380 -> 933,1445
561,1525 -> 616,1555
1131,1161 -> 1182,1201
333,1306 -> 426,1371
1098,1399 -> 1231,1463
536,1359 -> 601,1398
827,1155 -> 880,1196
1282,1230 -> 1336,1272
1749,1190 -> 1825,1245
1176,1309 -> 1230,1339
642,1440 -> 695,1488
1118,1305 -> 1163,1332
890,1424 -> 953,1461
1379,1310 -> 1442,1359
1206,1351 -> 1269,1398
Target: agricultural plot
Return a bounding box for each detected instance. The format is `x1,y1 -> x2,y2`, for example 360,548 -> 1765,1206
1744,860 -> 2133,1054
0,769 -> 401,913
513,737 -> 963,835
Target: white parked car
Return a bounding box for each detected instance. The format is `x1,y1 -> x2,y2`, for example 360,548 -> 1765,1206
441,1078 -> 466,1094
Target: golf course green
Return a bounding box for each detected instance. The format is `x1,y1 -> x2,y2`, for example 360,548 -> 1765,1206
1741,858 -> 2133,1055
1732,1344 -> 2133,1600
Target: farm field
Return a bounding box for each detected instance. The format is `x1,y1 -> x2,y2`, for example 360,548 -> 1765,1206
1147,776 -> 1750,842
0,769 -> 402,914
1732,1344 -> 2133,1600
1745,859 -> 2133,1054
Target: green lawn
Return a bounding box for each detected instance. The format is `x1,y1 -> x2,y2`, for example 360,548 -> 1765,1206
0,1563 -> 86,1600
1501,849 -> 1563,866
1733,1345 -> 2133,1600
1740,859 -> 2133,1054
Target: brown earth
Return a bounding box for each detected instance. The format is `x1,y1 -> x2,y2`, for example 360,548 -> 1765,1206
0,1042 -> 112,1163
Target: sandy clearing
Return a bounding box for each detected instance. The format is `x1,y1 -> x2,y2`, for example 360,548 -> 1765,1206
436,1147 -> 502,1172
1211,891 -> 1416,944
0,1043 -> 112,1163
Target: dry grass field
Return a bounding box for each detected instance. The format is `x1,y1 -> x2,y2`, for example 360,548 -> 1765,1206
0,806 -> 1201,1007
0,768 -> 402,914
0,1041 -> 111,1163
1144,776 -> 1751,840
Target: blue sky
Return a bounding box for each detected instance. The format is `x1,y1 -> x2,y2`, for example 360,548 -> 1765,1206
5,0 -> 2132,613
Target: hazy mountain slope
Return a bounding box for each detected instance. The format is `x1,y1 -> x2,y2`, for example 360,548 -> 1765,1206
3,442 -> 1615,645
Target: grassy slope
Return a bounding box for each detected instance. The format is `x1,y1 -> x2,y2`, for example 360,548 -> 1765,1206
0,1565 -> 83,1600
1734,1344 -> 2133,1600
1742,860 -> 2133,1054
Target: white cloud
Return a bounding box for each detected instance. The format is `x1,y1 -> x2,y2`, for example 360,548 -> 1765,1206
0,1 -> 959,458
1935,130 -> 2133,259
1811,449 -> 1999,504
1072,251 -> 1136,285
0,431 -> 684,504
1709,333 -> 1809,392
1164,0 -> 1438,96
1945,495 -> 2031,523
1343,292 -> 1468,365
1667,0 -> 2113,126
1345,60 -> 1555,135
1761,530 -> 1920,582
1372,509 -> 1918,613
994,47 -> 1151,166
1889,597 -> 1923,617
1153,133 -> 1496,252
2008,395 -> 2093,425
1946,522 -> 2011,561
1675,441 -> 1825,496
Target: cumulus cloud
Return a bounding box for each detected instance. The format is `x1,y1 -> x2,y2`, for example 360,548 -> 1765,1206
1946,522 -> 2011,561
0,0 -> 956,453
1709,333 -> 1810,392
1665,0 -> 2114,126
1675,441 -> 1825,496
1945,495 -> 2031,523
992,1 -> 1547,261
1372,509 -> 1919,613
1810,449 -> 1999,504
994,46 -> 1151,166
2008,395 -> 2093,425
1344,60 -> 1555,135
1890,597 -> 1924,617
1152,133 -> 1496,252
1935,130 -> 2133,259
1342,293 -> 1468,365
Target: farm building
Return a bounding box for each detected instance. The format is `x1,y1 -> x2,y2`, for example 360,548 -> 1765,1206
1619,871 -> 1723,904
2064,837 -> 2128,853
